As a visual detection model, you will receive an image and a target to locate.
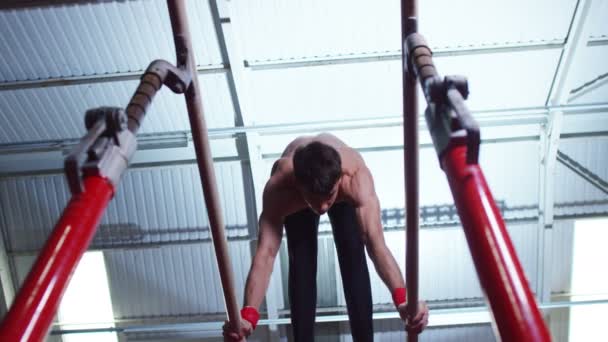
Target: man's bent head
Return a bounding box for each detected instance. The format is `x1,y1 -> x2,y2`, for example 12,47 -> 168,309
293,142 -> 342,214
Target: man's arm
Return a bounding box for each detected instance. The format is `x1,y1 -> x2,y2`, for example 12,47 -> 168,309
353,168 -> 429,333
225,218 -> 282,342
353,169 -> 405,291
243,209 -> 283,309
224,164 -> 288,340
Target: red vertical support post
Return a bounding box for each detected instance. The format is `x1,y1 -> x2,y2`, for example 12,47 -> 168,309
166,0 -> 242,335
402,2 -> 552,339
404,30 -> 552,342
0,176 -> 114,342
401,1 -> 419,341
442,144 -> 551,341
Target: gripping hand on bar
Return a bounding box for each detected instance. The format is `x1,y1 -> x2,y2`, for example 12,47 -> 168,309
398,301 -> 430,334
222,314 -> 254,342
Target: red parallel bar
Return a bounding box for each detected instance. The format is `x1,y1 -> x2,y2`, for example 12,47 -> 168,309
442,143 -> 551,342
0,176 -> 114,342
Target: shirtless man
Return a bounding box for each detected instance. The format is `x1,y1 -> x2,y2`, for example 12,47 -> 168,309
223,133 -> 429,341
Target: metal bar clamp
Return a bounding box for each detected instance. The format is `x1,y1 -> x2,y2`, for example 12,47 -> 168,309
65,107 -> 137,195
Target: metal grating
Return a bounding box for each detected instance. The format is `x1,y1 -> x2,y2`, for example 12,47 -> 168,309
546,307 -> 570,342
233,0 -> 575,62
559,138 -> 608,182
554,137 -> 608,217
0,73 -> 235,144
567,45 -> 608,104
0,0 -> 222,82
348,321 -> 496,342
104,241 -> 253,318
333,221 -> 539,307
551,220 -> 575,295
589,0 -> 608,38
1,162 -> 249,253
245,48 -> 560,126
363,143 -> 540,211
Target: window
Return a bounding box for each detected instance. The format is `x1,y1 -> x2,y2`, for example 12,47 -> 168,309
58,251 -> 117,342
569,218 -> 608,341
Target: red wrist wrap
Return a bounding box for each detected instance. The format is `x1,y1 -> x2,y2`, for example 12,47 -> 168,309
392,288 -> 407,307
240,306 -> 260,330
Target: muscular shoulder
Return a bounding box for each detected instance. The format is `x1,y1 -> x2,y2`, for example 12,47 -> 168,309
271,157 -> 292,176
281,133 -> 348,158
263,158 -> 300,219
314,133 -> 349,151
266,157 -> 294,198
281,136 -> 312,158
342,165 -> 377,207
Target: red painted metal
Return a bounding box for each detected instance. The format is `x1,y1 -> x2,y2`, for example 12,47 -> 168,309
0,176 -> 114,342
442,143 -> 551,342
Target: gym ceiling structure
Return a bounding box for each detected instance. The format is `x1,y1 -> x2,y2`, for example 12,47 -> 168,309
0,0 -> 607,341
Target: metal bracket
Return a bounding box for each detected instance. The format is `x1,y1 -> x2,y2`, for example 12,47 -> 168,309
65,107 -> 137,195
406,32 -> 479,165
145,59 -> 192,94
424,76 -> 480,164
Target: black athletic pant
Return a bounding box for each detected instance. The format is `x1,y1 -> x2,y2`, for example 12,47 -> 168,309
284,202 -> 373,342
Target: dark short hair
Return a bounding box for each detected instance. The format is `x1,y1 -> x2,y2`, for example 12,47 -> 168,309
293,142 -> 342,195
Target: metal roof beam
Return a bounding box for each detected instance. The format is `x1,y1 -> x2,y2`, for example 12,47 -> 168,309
2,38 -> 607,91
8,202 -> 607,257
244,37 -> 608,71
537,0 -> 594,303
568,71 -> 608,103
47,298 -> 608,336
557,150 -> 608,195
0,0 -> 87,10
1,104 -> 607,177
0,65 -> 225,91
5,101 -> 604,155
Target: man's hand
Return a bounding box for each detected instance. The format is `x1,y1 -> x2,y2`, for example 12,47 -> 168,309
222,319 -> 252,342
397,301 -> 429,334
